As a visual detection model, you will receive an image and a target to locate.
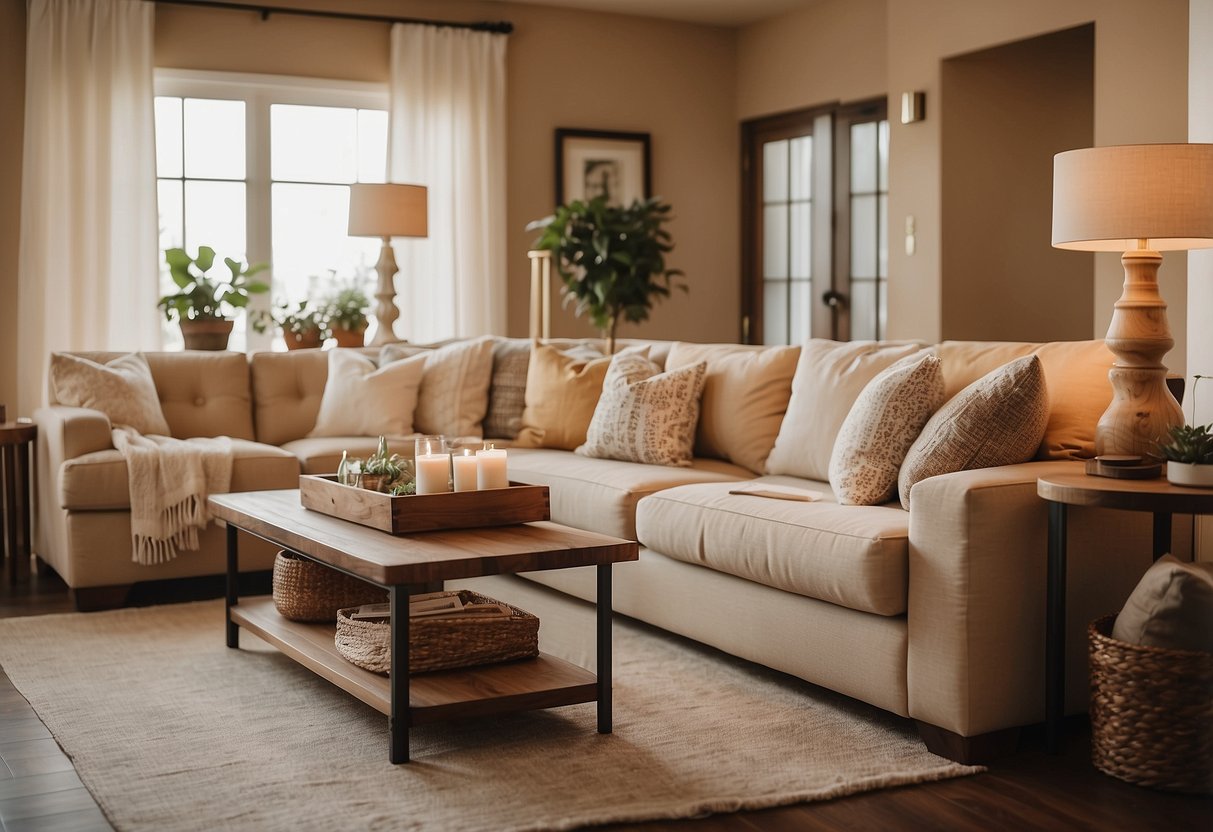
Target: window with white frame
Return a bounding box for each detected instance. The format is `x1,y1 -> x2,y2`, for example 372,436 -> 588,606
154,70 -> 389,351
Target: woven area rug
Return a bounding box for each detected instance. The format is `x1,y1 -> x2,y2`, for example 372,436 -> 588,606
0,580 -> 980,831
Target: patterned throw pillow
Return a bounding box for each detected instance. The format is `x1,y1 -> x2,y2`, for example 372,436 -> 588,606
483,339 -> 531,439
50,352 -> 171,436
309,349 -> 427,438
828,353 -> 945,506
382,336 -> 495,438
897,355 -> 1048,510
577,353 -> 708,467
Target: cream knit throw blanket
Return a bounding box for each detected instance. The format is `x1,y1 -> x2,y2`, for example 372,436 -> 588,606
111,427 -> 233,565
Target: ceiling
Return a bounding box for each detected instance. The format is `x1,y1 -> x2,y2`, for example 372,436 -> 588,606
488,0 -> 818,27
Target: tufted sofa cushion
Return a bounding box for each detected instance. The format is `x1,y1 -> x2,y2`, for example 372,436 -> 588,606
250,350 -> 330,445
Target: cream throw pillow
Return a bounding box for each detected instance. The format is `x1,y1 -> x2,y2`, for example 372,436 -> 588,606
828,353 -> 945,506
50,352 -> 171,436
382,337 -> 495,438
1112,555 -> 1213,653
897,355 -> 1049,510
665,343 -> 799,474
577,353 -> 707,467
309,349 -> 427,438
766,340 -> 926,481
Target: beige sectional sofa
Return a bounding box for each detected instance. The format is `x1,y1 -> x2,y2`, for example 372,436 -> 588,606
32,337 -> 1183,763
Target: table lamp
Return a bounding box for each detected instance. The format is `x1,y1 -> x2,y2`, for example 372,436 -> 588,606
348,183 -> 428,346
1052,143 -> 1213,457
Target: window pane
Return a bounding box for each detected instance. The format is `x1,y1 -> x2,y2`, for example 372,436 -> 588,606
789,279 -> 812,342
184,180 -> 246,262
850,121 -> 877,193
789,201 -> 811,279
763,205 -> 788,278
358,109 -> 389,184
878,119 -> 889,191
878,279 -> 888,340
184,98 -> 245,180
850,194 -> 878,279
763,280 -> 788,345
763,140 -> 788,202
272,104 -> 358,184
878,194 -> 888,278
157,179 -> 184,255
154,97 -> 183,178
272,182 -> 381,303
851,279 -> 877,341
790,136 -> 812,201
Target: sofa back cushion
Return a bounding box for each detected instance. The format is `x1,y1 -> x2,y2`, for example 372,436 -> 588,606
381,336 -> 495,438
664,343 -> 799,474
766,340 -> 926,482
250,350 -> 329,445
934,339 -> 1113,460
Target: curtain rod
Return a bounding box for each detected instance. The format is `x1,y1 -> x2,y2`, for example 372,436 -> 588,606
156,0 -> 514,34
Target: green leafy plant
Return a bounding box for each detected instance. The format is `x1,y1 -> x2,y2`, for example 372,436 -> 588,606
527,196 -> 685,354
361,436 -> 412,493
325,284 -> 371,332
157,246 -> 269,321
251,299 -> 328,340
1158,423 -> 1213,465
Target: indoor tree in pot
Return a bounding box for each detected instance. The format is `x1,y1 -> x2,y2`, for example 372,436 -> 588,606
158,246 -> 269,350
528,195 -> 685,354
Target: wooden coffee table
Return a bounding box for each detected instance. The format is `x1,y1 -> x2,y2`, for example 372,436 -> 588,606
208,489 -> 638,763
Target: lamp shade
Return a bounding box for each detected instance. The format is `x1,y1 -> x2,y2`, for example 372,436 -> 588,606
1051,143 -> 1213,252
348,183 -> 428,239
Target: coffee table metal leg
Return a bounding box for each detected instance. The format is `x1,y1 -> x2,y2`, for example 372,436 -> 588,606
1152,512 -> 1172,561
225,523 -> 239,648
1046,501 -> 1067,754
389,584 -> 411,763
597,563 -> 612,734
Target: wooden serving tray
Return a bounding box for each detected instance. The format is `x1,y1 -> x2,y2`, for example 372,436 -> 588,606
299,475 -> 551,534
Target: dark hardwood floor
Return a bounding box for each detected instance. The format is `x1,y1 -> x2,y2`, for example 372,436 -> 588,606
1,557 -> 1209,831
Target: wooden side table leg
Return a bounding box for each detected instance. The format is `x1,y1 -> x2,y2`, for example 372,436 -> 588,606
1046,501 -> 1067,754
1152,512 -> 1172,560
14,439 -> 31,583
597,563 -> 613,734
3,443 -> 17,583
389,584 -> 411,763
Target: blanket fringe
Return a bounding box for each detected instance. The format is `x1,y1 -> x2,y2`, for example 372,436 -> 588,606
131,495 -> 211,565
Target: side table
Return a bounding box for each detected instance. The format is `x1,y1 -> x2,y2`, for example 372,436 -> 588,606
1036,472 -> 1213,754
1,420 -> 37,583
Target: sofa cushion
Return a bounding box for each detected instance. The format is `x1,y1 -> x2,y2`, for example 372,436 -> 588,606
766,340 -> 926,481
280,436 -> 416,475
310,349 -> 426,438
50,352 -> 171,436
578,354 -> 707,467
665,342 -> 799,474
483,338 -> 531,439
383,336 -> 495,438
933,339 -> 1113,460
506,447 -> 750,539
635,477 -> 910,616
250,349 -> 329,445
58,439 -> 299,511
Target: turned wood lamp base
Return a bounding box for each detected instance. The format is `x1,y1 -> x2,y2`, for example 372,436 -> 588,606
369,237 -> 403,347
1096,246 -> 1184,458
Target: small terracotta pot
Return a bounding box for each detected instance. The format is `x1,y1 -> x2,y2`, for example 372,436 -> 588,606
284,329 -> 323,350
359,473 -> 392,493
180,319 -> 234,351
331,326 -> 367,348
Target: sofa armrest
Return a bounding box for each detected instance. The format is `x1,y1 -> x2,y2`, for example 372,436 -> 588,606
34,405 -> 114,462
905,459 -> 1161,737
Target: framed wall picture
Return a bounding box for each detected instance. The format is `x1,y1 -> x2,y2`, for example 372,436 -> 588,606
555,128 -> 651,207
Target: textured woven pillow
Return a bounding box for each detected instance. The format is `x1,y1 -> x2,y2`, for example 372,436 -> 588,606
515,344 -> 649,450
309,349 -> 427,438
50,352 -> 171,436
1112,555 -> 1213,653
897,355 -> 1048,510
577,353 -> 707,467
383,336 -> 495,438
828,353 -> 945,506
483,338 -> 531,439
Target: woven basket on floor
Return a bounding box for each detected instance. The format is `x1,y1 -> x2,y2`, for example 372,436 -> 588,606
335,590 -> 539,675
1088,615 -> 1213,794
272,550 -> 387,623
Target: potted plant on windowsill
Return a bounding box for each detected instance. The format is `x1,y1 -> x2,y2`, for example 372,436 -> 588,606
252,300 -> 328,350
158,246 -> 269,350
325,284 -> 371,348
527,196 -> 685,355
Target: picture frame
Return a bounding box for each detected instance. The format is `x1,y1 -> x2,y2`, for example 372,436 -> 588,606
555,128 -> 651,207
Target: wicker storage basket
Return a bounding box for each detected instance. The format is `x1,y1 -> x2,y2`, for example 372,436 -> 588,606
1088,615 -> 1213,794
272,550 -> 387,623
335,590 -> 539,675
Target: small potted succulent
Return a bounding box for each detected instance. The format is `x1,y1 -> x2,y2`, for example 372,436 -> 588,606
253,300 -> 328,350
325,284 -> 371,348
359,436 -> 412,493
1160,423 -> 1213,487
158,246 -> 270,350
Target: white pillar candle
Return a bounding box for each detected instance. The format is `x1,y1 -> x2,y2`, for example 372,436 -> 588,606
476,447 -> 509,490
452,450 -> 478,492
415,453 -> 452,495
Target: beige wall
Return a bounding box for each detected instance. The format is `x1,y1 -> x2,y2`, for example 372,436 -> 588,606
155,0 -> 739,344
939,25 -> 1094,342
1190,0 -> 1212,560
0,0 -> 25,414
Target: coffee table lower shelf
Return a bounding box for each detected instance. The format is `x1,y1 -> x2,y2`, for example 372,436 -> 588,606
230,596 -> 599,726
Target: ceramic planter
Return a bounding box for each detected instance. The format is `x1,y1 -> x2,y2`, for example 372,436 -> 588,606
179,319 -> 233,351
1166,461 -> 1213,488
284,329 -> 323,350
331,325 -> 367,348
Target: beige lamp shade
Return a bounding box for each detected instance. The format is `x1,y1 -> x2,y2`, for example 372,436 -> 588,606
348,183 -> 428,238
1051,143 -> 1213,252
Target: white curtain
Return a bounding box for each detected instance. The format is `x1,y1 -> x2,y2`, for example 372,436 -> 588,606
17,0 -> 161,417
388,24 -> 508,343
